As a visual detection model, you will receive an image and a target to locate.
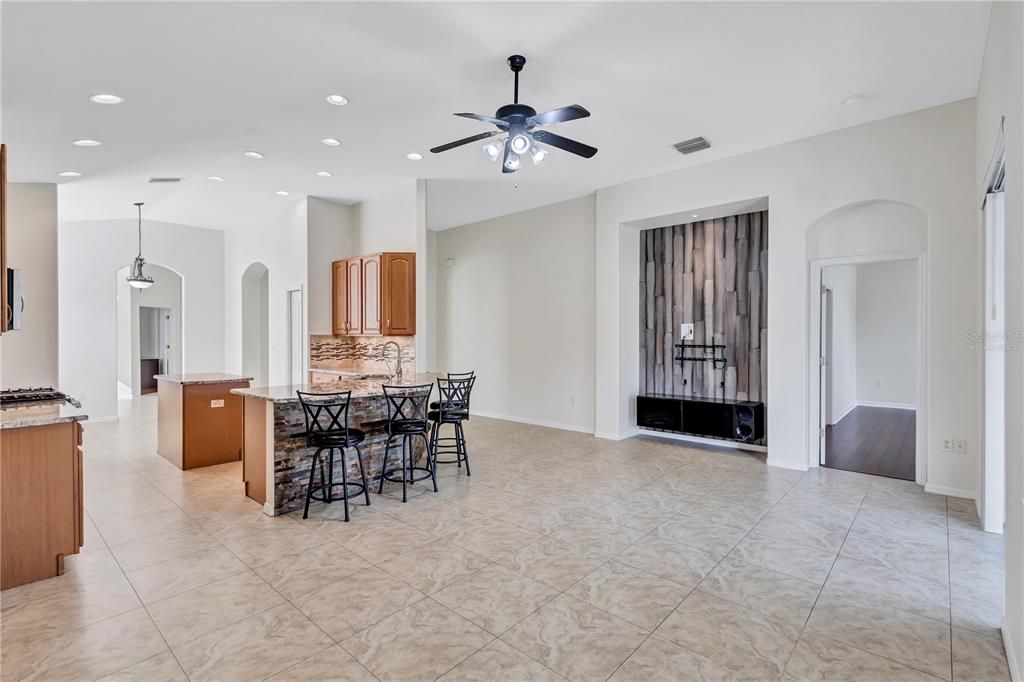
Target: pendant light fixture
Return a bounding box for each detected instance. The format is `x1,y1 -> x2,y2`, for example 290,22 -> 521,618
126,202 -> 154,289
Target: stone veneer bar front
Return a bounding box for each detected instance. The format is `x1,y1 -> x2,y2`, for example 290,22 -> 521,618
231,373 -> 436,515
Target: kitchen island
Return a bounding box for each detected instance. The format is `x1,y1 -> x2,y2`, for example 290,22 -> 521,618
1,400 -> 88,589
232,373 -> 437,515
155,373 -> 252,470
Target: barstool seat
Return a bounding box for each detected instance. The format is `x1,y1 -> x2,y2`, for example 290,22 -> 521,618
427,409 -> 468,422
309,428 -> 366,448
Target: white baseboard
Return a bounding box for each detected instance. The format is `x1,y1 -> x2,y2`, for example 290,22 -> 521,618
923,482 -> 975,500
594,430 -> 632,441
831,401 -> 858,424
1005,627 -> 1021,682
470,410 -> 594,435
637,428 -> 768,453
857,400 -> 916,410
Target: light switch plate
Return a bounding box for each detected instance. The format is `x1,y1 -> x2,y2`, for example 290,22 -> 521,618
681,323 -> 694,341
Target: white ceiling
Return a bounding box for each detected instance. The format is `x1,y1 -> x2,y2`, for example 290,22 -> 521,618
2,1 -> 990,231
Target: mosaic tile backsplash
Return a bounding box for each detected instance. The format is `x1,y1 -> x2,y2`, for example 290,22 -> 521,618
310,335 -> 416,374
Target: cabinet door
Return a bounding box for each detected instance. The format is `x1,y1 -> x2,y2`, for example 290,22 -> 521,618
383,252 -> 416,335
362,255 -> 382,335
347,258 -> 362,335
332,260 -> 348,335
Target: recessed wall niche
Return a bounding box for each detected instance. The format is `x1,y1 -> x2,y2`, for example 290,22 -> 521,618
639,210 -> 768,404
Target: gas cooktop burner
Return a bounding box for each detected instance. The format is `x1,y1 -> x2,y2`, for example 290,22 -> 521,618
0,387 -> 81,408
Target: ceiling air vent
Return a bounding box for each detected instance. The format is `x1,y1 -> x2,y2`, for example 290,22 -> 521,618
148,177 -> 181,183
673,137 -> 711,155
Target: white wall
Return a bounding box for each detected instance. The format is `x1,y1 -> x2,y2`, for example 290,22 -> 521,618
223,201 -> 307,388
975,1 -> 1023,676
306,197 -> 354,336
1,183 -> 58,389
60,219 -> 224,418
435,195 -> 596,432
595,100 -> 977,497
822,265 -> 857,423
856,259 -> 918,407
353,181 -> 419,255
115,276 -> 131,387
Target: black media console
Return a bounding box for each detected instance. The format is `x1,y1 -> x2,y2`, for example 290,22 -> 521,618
636,394 -> 764,444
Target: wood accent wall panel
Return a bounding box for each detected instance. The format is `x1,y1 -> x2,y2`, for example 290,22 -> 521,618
639,210 -> 768,408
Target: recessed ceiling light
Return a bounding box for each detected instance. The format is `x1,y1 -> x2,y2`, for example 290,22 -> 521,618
243,151 -> 264,159
842,94 -> 866,107
57,170 -> 82,177
72,139 -> 102,147
406,152 -> 423,161
691,213 -> 700,218
207,175 -> 225,182
316,171 -> 333,177
321,138 -> 341,147
89,93 -> 123,105
275,190 -> 290,196
326,94 -> 349,106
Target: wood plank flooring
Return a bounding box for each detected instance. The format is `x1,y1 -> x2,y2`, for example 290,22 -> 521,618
825,405 -> 916,481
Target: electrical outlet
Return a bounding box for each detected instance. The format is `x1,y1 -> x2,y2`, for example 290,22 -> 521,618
681,323 -> 694,341
569,395 -> 576,407
942,438 -> 953,452
874,379 -> 884,388
954,439 -> 968,454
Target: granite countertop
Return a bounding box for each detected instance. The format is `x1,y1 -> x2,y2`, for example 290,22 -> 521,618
155,373 -> 254,385
232,372 -> 440,403
1,402 -> 89,430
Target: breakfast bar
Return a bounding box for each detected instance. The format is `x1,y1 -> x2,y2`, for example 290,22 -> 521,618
232,373 -> 435,515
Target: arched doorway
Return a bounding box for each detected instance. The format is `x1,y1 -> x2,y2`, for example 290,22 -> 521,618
115,263 -> 184,398
806,200 -> 928,482
241,262 -> 269,387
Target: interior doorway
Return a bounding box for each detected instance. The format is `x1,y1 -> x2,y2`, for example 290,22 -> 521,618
241,262 -> 270,386
818,258 -> 920,480
115,263 -> 183,399
979,136 -> 1006,534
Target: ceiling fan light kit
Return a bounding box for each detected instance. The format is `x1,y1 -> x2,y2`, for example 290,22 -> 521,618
431,54 -> 597,174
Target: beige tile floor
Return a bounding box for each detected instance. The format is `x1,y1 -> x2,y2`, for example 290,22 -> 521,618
0,396 -> 1011,681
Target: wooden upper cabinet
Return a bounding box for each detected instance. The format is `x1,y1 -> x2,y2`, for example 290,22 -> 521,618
346,258 -> 362,335
331,251 -> 415,337
383,252 -> 416,336
331,260 -> 348,335
362,254 -> 382,335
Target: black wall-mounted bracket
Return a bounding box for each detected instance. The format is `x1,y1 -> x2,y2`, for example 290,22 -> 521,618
675,343 -> 727,369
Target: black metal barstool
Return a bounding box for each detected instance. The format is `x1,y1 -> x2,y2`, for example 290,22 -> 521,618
429,371 -> 475,411
428,376 -> 475,476
296,390 -> 370,522
378,384 -> 437,503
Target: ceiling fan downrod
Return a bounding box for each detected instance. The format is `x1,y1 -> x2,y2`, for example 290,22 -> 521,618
508,55 -> 526,104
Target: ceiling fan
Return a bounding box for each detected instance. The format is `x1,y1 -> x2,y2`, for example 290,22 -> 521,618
430,55 -> 597,173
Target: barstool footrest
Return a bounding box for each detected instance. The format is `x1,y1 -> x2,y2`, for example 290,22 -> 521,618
308,480 -> 368,505
380,466 -> 434,484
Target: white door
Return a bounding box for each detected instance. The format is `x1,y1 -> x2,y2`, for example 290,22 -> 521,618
981,190 -> 1005,534
288,289 -> 303,386
159,308 -> 173,374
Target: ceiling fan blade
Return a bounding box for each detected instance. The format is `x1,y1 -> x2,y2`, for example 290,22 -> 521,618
531,130 -> 598,158
501,138 -> 516,173
430,130 -> 500,154
454,112 -> 508,128
528,104 -> 590,127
